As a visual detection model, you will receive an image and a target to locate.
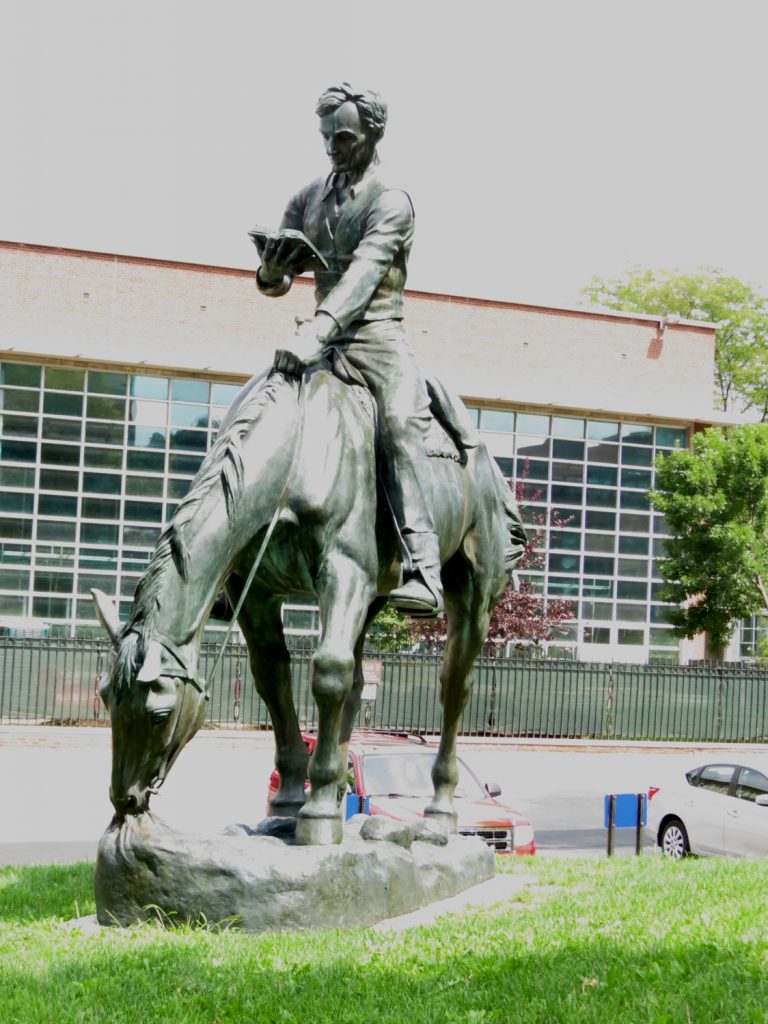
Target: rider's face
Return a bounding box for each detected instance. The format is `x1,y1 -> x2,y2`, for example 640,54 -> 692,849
319,102 -> 373,176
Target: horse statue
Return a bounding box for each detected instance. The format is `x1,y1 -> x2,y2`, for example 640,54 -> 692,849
92,364 -> 525,845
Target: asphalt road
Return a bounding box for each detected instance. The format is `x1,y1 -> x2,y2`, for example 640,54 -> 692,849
2,726 -> 766,865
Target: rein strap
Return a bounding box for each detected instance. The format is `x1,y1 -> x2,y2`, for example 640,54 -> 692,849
205,372 -> 309,694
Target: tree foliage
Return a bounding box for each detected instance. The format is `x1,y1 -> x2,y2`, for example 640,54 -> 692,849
650,423 -> 768,654
582,268 -> 768,416
368,603 -> 414,652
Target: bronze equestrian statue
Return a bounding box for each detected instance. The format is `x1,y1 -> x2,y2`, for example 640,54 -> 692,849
93,83 -> 525,846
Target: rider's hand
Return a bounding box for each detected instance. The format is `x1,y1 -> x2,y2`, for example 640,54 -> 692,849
273,315 -> 335,378
259,233 -> 307,285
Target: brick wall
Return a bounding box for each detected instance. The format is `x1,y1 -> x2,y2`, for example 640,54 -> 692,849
0,241 -> 717,424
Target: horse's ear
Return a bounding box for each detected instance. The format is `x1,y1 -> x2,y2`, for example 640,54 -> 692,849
137,641 -> 163,683
91,588 -> 121,647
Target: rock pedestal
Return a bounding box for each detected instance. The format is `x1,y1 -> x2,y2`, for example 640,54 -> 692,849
95,813 -> 494,932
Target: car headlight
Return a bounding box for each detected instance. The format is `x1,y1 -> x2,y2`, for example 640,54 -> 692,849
513,824 -> 534,849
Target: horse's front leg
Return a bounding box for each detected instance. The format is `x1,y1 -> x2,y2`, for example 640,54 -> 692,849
426,558 -> 495,830
295,555 -> 374,846
230,586 -> 308,818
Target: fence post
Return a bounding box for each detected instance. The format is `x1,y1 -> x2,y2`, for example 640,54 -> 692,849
487,660 -> 497,733
606,794 -> 616,857
635,792 -> 644,856
605,666 -> 614,739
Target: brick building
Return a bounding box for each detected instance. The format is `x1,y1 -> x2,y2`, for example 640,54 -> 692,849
0,240 -> 735,661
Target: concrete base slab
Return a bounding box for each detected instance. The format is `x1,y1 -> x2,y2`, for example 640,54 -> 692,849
373,871 -> 534,932
95,813 -> 495,933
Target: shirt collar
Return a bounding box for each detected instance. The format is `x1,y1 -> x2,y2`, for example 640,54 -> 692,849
322,162 -> 378,201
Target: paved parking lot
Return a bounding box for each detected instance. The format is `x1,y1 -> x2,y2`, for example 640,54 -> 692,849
2,725 -> 766,865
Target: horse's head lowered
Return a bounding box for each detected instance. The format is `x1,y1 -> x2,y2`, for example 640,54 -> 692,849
92,589 -> 209,819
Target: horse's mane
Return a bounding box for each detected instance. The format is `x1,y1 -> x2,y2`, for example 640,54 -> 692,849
123,374 -> 290,644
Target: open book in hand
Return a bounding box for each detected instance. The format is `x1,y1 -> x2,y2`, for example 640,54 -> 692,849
248,226 -> 329,273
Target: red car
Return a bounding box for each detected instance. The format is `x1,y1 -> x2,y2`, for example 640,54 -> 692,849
267,731 -> 535,855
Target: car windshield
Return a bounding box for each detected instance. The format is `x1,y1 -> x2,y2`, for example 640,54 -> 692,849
361,752 -> 485,798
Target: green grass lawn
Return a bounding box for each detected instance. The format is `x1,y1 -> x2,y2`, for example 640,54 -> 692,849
1,855 -> 766,1023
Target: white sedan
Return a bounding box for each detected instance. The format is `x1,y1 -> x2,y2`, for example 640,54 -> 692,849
646,760 -> 768,858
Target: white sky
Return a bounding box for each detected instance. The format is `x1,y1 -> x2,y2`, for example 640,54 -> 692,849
2,0 -> 767,309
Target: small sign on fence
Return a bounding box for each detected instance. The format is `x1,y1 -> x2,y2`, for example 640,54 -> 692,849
361,659 -> 381,703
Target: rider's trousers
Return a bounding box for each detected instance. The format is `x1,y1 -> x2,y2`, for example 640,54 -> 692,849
327,319 -> 435,547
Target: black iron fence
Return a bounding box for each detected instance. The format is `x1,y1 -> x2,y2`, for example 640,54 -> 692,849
1,637 -> 767,742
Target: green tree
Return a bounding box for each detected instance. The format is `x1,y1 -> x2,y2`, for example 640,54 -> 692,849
582,268 -> 768,416
650,423 -> 768,657
367,603 -> 413,653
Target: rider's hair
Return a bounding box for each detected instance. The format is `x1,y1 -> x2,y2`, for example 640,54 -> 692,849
315,83 -> 388,143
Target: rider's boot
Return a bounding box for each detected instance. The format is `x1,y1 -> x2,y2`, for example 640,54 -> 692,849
389,531 -> 444,618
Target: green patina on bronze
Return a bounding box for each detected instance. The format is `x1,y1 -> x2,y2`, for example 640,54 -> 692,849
93,84 -> 525,848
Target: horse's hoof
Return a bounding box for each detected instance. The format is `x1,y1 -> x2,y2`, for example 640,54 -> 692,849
268,799 -> 305,820
424,807 -> 458,832
294,814 -> 343,846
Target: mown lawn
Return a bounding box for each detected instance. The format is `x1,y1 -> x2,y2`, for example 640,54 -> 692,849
1,855 -> 766,1023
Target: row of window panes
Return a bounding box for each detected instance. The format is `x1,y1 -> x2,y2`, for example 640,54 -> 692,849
545,531 -> 668,556
0,471 -> 192,500
492,438 -> 668,463
521,507 -> 668,535
581,626 -> 676,646
468,403 -> 692,444
0,498 -> 176,523
526,535 -> 668,560
547,554 -> 663,579
0,517 -> 162,547
1,444 -> 205,478
1,424 -> 216,454
517,486 -> 652,510
512,463 -> 654,489
522,571 -> 669,599
0,594 -> 135,620
466,406 -> 686,449
0,364 -> 241,406
1,401 -> 230,431
495,447 -> 660,478
0,551 -> 153,583
0,593 -> 321,633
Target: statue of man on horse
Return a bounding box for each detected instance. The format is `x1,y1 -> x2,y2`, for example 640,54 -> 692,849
255,82 -> 479,619
93,83 -> 526,848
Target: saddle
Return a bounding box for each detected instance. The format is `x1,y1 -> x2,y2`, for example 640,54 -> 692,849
325,345 -> 479,465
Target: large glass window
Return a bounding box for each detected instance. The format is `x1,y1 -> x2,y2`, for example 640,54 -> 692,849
89,371 -> 127,396
1,364 -> 41,387
172,378 -> 209,403
43,392 -> 83,417
0,492 -> 34,514
480,409 -> 515,432
44,367 -> 83,391
40,469 -> 79,492
0,466 -> 34,489
1,442 -> 37,466
552,438 -> 583,461
0,360 -> 694,641
132,375 -> 169,400
2,415 -> 38,438
587,421 -> 619,442
552,416 -> 584,438
0,388 -> 39,413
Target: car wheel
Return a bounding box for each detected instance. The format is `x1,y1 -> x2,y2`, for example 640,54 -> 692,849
660,818 -> 690,859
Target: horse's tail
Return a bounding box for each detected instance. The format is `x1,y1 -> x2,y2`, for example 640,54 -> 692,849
489,458 -> 527,580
